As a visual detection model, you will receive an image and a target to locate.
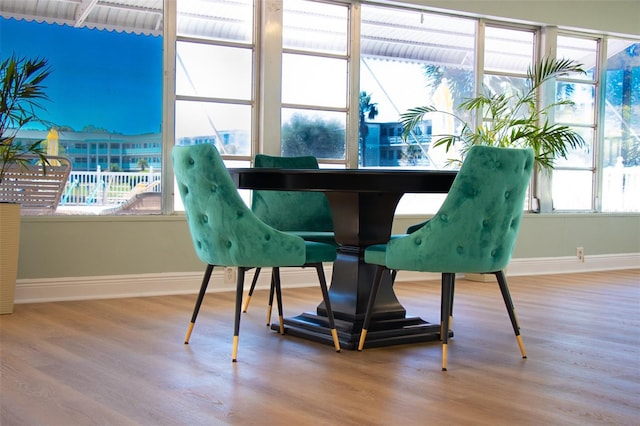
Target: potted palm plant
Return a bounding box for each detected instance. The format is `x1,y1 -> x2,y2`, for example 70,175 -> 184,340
400,56 -> 587,171
0,54 -> 52,314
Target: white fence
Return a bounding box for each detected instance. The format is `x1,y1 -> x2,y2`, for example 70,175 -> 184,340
602,163 -> 640,212
57,165 -> 637,212
60,167 -> 161,206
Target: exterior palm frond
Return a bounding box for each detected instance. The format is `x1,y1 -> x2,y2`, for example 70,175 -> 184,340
1,54 -> 53,183
401,56 -> 587,171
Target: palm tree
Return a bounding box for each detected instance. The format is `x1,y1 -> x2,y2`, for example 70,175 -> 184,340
400,57 -> 587,170
0,54 -> 52,183
137,158 -> 149,171
359,91 -> 379,166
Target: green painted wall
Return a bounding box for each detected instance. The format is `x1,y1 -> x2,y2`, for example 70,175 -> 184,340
18,214 -> 640,279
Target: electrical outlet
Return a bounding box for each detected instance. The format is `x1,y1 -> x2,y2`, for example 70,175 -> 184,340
576,247 -> 585,263
224,267 -> 236,284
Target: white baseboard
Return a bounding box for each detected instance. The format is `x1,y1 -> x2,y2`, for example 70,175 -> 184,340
14,253 -> 639,304
14,266 -> 331,304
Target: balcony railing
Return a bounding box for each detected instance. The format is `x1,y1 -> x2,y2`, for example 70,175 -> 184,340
60,168 -> 161,206
52,164 -> 639,213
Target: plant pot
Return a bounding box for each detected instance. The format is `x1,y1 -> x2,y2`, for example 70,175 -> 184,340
0,203 -> 21,314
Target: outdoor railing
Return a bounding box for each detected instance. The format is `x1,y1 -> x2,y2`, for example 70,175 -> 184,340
60,168 -> 161,206
56,165 -> 638,212
602,162 -> 640,212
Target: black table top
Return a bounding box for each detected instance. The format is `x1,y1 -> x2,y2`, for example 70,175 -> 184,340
228,168 -> 457,193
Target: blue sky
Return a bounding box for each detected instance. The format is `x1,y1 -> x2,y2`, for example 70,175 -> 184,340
1,17 -> 162,135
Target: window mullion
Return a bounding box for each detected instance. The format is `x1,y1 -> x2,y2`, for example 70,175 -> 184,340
594,36 -> 608,212
163,0 -> 178,214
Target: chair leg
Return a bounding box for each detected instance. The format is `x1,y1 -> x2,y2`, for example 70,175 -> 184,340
440,274 -> 455,338
358,265 -> 385,351
441,273 -> 455,371
242,267 -> 261,313
450,277 -> 455,328
313,264 -> 341,352
265,273 -> 276,326
232,267 -> 247,362
272,267 -> 285,334
184,264 -> 214,344
494,270 -> 527,359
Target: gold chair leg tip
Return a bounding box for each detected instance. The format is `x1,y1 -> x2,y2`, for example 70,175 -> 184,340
442,367 -> 447,371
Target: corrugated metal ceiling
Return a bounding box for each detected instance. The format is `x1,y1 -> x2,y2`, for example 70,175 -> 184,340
0,0 -> 163,35
0,0 -> 499,69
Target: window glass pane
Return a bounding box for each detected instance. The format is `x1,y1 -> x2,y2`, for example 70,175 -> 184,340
397,194 -> 447,215
602,38 -> 640,212
281,109 -> 345,159
482,75 -> 531,123
552,170 -> 593,210
360,5 -> 476,171
282,54 -> 347,108
556,82 -> 595,125
484,27 -> 535,74
553,127 -> 594,168
177,0 -> 253,43
602,158 -> 640,212
176,101 -> 251,156
557,35 -> 598,80
283,0 -> 348,55
1,17 -> 163,216
176,42 -> 252,100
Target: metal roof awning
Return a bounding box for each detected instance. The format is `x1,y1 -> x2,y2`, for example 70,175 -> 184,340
0,0 -> 609,71
0,0 -> 163,35
0,0 -> 477,68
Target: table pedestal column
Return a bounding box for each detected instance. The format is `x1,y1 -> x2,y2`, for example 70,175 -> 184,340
270,191 -> 445,349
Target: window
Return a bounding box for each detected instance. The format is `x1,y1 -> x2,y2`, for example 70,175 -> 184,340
551,35 -> 599,211
359,5 -> 476,171
281,0 -> 349,160
483,25 -> 536,211
358,5 -> 476,214
1,14 -> 163,215
175,0 -> 255,158
601,38 -> 640,212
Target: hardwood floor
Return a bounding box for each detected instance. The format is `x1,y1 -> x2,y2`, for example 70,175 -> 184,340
1,269 -> 639,425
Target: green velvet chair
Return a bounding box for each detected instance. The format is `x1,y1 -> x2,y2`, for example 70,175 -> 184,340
358,145 -> 534,371
172,143 -> 341,362
242,154 -> 336,321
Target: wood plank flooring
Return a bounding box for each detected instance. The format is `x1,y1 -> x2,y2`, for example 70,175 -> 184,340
1,269 -> 639,425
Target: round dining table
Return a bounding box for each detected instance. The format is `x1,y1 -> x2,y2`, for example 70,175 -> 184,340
229,167 -> 457,349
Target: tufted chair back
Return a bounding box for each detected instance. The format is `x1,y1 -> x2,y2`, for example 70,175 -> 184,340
172,143 -> 307,268
251,154 -> 334,232
383,145 -> 534,273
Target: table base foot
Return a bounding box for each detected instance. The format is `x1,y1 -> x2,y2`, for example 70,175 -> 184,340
270,312 -> 452,350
